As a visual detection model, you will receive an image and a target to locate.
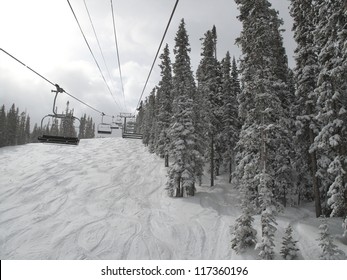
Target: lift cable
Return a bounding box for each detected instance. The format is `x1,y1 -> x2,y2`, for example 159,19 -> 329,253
110,0 -> 127,112
135,0 -> 179,113
83,0 -> 125,112
67,0 -> 122,111
0,48 -> 109,116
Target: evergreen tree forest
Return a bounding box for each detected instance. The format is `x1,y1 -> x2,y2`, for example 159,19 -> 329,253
136,0 -> 347,258
0,103 -> 95,148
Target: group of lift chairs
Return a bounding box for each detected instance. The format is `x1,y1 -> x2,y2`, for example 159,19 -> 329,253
37,85 -> 142,145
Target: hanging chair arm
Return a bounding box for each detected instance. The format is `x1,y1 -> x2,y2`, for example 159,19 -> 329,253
51,84 -> 64,115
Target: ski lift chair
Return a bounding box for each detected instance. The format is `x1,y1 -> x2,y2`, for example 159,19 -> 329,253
38,85 -> 80,145
97,113 -> 112,134
110,116 -> 120,129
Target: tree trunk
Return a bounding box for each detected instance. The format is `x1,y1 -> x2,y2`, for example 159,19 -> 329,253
165,153 -> 169,167
309,128 -> 322,217
176,177 -> 182,197
211,135 -> 214,187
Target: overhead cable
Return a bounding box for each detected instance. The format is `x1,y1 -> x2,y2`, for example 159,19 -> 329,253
110,0 -> 127,112
83,0 -> 114,86
135,0 -> 180,113
67,0 -> 121,111
0,48 -> 106,115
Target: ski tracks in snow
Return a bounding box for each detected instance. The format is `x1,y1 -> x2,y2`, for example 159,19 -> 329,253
0,138 -> 235,259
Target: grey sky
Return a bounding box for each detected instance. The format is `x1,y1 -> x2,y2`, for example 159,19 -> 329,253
0,0 -> 295,128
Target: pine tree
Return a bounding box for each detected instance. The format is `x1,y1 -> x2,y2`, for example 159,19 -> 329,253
6,104 -> 19,146
255,172 -> 278,260
230,186 -> 257,253
290,0 -> 321,211
31,123 -> 41,143
25,115 -> 30,143
311,0 -> 347,217
280,225 -> 299,260
166,96 -> 197,197
85,116 -> 95,138
196,27 -> 221,186
221,54 -> 240,183
0,105 -> 7,147
166,19 -> 202,197
156,44 -> 173,166
318,217 -> 346,260
17,112 -> 26,145
79,114 -> 87,139
142,88 -> 156,148
234,0 -> 294,209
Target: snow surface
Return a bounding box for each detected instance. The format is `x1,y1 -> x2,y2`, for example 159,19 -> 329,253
0,138 -> 346,260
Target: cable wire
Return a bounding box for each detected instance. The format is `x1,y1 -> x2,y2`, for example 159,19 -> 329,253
83,0 -> 120,106
67,0 -> 121,111
135,0 -> 179,112
110,0 -> 127,112
0,48 -> 106,115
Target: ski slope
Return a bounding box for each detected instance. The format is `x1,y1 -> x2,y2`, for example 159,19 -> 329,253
0,138 -> 346,259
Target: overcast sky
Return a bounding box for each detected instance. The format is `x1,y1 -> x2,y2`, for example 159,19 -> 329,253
0,0 -> 295,128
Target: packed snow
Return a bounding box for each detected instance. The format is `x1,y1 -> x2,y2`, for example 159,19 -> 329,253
0,138 -> 346,259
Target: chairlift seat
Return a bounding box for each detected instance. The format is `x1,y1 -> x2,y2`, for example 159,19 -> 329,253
98,123 -> 112,134
38,134 -> 80,145
122,132 -> 143,139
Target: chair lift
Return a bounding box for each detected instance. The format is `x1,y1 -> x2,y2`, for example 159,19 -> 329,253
122,116 -> 143,139
38,85 -> 81,145
110,116 -> 119,129
97,113 -> 112,134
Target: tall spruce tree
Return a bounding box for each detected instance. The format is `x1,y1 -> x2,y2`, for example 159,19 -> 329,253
197,27 -> 222,187
156,44 -> 173,166
234,0 -> 293,208
0,105 -> 7,147
6,104 -> 19,146
318,217 -> 346,259
280,224 -> 299,260
290,0 -> 322,216
221,54 -> 240,183
79,114 -> 87,139
311,0 -> 347,217
166,19 -> 202,197
232,0 -> 294,251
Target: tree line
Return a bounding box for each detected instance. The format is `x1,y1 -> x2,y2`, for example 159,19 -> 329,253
136,0 -> 346,259
0,102 -> 95,148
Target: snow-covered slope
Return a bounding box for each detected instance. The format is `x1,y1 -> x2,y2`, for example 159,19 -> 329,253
0,138 -> 346,259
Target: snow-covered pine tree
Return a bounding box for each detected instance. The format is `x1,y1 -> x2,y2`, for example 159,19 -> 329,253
280,225 -> 299,260
79,114 -> 87,139
0,105 -> 6,147
318,217 -> 346,260
156,44 -> 173,166
221,54 -> 240,183
196,27 -> 222,187
142,88 -> 156,148
234,0 -> 294,208
255,172 -> 278,260
17,112 -> 26,145
311,0 -> 347,217
25,115 -> 30,144
230,185 -> 257,253
290,0 -> 321,211
135,101 -> 145,134
6,104 -> 19,146
167,96 -> 196,197
166,19 -> 202,197
86,116 -> 95,138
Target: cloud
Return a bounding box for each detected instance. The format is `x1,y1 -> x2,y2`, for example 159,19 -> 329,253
0,0 -> 296,131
